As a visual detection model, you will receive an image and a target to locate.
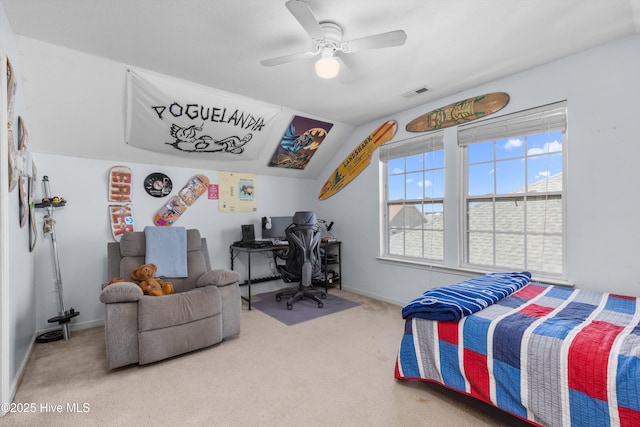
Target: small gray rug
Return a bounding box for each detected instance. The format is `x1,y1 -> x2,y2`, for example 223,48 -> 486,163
251,289 -> 360,326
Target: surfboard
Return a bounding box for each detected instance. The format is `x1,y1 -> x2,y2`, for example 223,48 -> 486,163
318,120 -> 398,200
405,92 -> 509,132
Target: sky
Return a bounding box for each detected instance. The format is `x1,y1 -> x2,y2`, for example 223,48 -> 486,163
387,129 -> 563,201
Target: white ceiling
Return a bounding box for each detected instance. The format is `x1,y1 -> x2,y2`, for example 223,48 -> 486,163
4,0 -> 640,126
2,0 -> 640,176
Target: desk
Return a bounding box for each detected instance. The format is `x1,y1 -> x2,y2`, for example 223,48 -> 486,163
230,241 -> 341,310
230,244 -> 287,310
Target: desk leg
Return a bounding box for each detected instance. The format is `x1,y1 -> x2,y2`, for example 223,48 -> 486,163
247,251 -> 252,310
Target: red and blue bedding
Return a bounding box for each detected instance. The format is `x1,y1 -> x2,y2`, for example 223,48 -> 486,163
396,280 -> 640,426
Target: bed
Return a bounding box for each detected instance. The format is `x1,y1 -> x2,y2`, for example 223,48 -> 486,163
395,272 -> 640,427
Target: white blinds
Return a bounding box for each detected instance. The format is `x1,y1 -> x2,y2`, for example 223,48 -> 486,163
457,100 -> 567,146
379,132 -> 444,161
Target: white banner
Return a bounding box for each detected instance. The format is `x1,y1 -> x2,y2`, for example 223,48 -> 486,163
125,69 -> 281,160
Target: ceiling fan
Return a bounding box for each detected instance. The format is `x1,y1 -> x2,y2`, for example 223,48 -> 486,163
260,0 -> 407,79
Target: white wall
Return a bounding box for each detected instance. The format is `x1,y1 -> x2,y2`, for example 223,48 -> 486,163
0,3 -> 36,412
31,154 -> 318,332
3,9 -> 640,411
22,34 -> 640,334
317,34 -> 640,302
8,34 -> 322,333
13,37 -> 354,181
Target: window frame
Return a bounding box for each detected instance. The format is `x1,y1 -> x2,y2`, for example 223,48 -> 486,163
458,101 -> 568,278
380,133 -> 445,262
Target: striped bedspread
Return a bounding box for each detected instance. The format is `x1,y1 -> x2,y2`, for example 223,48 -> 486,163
395,283 -> 640,427
401,272 -> 532,321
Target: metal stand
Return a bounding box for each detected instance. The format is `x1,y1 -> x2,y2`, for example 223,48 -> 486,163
34,176 -> 79,343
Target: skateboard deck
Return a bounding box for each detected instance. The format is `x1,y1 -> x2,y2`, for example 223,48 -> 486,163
154,174 -> 209,226
405,92 -> 510,132
109,204 -> 134,242
108,166 -> 132,202
8,129 -> 17,192
29,161 -> 38,252
319,120 -> 398,200
18,117 -> 29,228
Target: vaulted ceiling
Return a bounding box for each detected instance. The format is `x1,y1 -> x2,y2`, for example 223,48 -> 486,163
2,0 -> 639,177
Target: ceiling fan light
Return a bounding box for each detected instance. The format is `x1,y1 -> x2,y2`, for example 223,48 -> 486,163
315,56 -> 340,79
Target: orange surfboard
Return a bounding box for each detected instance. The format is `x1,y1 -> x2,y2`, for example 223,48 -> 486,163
319,120 -> 398,200
406,92 -> 509,132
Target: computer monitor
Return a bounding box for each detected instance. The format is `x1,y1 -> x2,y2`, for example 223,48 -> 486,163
261,216 -> 292,240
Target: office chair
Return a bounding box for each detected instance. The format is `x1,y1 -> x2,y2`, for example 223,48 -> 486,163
275,211 -> 326,310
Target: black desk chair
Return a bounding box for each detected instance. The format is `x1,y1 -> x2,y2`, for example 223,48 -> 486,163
275,211 -> 326,310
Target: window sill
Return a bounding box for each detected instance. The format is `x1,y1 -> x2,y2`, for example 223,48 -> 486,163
376,256 -> 574,287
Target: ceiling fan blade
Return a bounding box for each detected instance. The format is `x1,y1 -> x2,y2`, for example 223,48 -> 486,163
342,30 -> 407,53
260,51 -> 316,67
335,55 -> 355,83
285,0 -> 325,41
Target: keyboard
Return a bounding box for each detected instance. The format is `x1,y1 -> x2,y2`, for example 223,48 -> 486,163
239,240 -> 272,248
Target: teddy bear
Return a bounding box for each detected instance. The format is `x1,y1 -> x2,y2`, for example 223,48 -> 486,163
104,277 -> 128,289
130,263 -> 173,296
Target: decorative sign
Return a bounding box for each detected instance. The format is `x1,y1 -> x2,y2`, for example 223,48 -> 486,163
268,115 -> 333,169
144,172 -> 172,198
208,184 -> 219,200
219,172 -> 257,212
126,69 -> 281,159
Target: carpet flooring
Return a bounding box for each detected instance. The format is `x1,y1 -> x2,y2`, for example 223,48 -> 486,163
250,289 -> 360,325
3,289 -> 531,426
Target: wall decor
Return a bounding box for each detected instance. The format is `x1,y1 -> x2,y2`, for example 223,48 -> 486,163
7,128 -> 17,192
268,115 -> 333,170
208,184 -> 219,200
29,161 -> 38,252
319,120 -> 398,200
219,171 -> 256,213
108,165 -> 132,202
6,57 -> 18,192
6,57 -> 16,126
109,204 -> 134,242
405,92 -> 510,132
144,172 -> 172,197
126,69 -> 281,159
18,117 -> 30,227
108,165 -> 134,241
153,174 -> 209,226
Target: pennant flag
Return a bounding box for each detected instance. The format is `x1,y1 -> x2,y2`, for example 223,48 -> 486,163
126,69 -> 281,160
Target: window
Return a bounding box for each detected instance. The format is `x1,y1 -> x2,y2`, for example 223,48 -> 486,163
459,101 -> 566,276
380,133 -> 445,261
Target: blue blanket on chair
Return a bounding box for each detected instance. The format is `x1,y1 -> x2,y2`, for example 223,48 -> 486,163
144,226 -> 188,277
401,271 -> 531,321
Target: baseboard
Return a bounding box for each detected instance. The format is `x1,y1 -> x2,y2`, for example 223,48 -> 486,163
35,318 -> 104,336
7,331 -> 37,414
341,286 -> 403,307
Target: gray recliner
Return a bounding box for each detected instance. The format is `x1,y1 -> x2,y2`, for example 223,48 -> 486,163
99,229 -> 240,369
